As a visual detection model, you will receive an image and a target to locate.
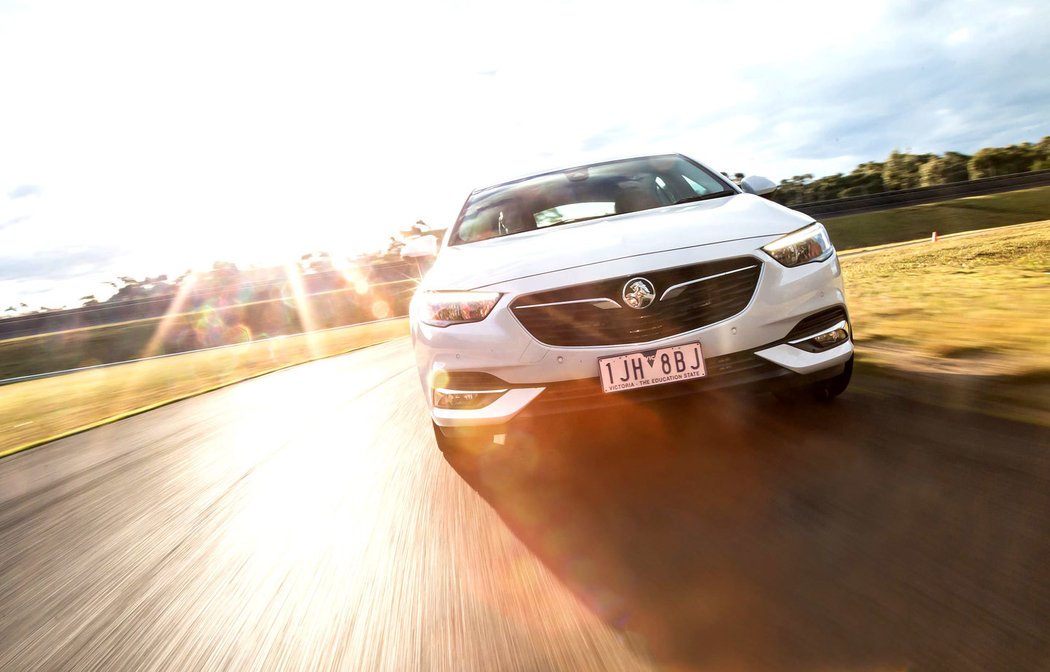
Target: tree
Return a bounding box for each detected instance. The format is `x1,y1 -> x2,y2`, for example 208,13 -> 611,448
773,174 -> 814,205
807,173 -> 847,201
299,251 -> 335,274
968,143 -> 1041,178
882,150 -> 935,190
919,152 -> 970,186
1032,136 -> 1050,170
842,162 -> 886,196
211,260 -> 239,274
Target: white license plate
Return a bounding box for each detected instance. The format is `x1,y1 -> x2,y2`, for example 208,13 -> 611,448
598,342 -> 706,393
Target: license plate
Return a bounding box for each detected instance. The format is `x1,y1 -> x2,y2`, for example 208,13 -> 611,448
598,342 -> 706,393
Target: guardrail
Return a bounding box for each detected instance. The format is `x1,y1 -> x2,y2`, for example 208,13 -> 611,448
791,169 -> 1050,219
0,315 -> 409,387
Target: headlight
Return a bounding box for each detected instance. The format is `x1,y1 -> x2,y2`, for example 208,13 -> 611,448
762,223 -> 834,267
414,291 -> 501,327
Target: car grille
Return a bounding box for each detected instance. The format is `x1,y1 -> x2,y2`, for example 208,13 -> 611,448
510,258 -> 762,347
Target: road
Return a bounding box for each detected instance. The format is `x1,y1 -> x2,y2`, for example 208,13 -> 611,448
1,339 -> 1048,671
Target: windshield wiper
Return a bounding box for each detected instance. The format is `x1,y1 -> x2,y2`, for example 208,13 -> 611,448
673,191 -> 734,205
546,215 -> 610,227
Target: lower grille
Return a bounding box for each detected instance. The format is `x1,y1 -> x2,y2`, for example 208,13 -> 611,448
523,350 -> 783,416
511,258 -> 761,347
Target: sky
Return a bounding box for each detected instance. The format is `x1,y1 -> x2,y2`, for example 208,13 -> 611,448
1,0 -> 1049,311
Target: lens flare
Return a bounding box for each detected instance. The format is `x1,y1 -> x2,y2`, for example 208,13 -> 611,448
371,300 -> 390,319
141,272 -> 199,358
282,263 -> 321,357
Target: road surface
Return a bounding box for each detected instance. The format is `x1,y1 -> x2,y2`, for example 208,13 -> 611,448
1,339 -> 1048,671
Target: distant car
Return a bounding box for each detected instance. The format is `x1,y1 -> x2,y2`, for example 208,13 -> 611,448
410,154 -> 853,452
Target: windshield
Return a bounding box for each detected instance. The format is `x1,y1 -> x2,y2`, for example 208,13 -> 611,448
449,154 -> 734,245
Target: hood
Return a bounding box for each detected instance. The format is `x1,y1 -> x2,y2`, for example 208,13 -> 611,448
423,193 -> 813,290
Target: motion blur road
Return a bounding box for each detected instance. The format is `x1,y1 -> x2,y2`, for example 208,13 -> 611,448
1,339 -> 1048,671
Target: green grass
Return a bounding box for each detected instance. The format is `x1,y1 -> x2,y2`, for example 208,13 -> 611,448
842,220 -> 1050,425
826,185 -> 1050,250
0,318 -> 408,458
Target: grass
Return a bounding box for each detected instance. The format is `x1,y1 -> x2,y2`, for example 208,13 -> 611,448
0,318 -> 408,458
841,220 -> 1050,425
825,185 -> 1050,250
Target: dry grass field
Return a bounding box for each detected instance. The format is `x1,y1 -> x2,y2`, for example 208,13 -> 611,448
842,220 -> 1050,425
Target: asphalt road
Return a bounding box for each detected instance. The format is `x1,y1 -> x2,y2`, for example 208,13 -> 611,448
1,338 -> 1048,671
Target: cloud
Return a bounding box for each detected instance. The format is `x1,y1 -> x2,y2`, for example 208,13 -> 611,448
6,184 -> 39,199
0,215 -> 31,230
692,0 -> 1050,177
0,246 -> 123,282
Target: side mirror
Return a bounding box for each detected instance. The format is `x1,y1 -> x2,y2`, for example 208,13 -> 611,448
740,175 -> 778,197
400,235 -> 439,259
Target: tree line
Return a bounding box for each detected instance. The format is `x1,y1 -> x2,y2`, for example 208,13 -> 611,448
765,136 -> 1050,206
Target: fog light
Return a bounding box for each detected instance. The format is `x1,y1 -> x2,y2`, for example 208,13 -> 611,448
788,320 -> 851,352
433,388 -> 508,410
812,328 -> 849,348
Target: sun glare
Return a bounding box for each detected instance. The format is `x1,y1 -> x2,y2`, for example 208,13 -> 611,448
282,263 -> 322,357
141,271 -> 199,358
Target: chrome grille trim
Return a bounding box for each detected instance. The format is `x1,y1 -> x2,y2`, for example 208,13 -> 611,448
659,264 -> 760,301
514,297 -> 622,310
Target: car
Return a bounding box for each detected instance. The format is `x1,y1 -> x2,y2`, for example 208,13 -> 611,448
409,153 -> 853,453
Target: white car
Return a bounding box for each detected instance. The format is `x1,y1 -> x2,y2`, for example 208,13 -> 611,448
410,154 -> 853,452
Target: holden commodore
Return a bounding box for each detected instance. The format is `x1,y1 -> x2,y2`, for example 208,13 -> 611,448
410,154 -> 853,453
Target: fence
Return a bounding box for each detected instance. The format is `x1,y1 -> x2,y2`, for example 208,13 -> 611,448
791,169 -> 1050,219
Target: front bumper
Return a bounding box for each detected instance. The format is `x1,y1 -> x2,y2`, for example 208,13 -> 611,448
415,241 -> 852,429
431,334 -> 853,427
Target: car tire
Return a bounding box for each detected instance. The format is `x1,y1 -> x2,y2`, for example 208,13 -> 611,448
809,354 -> 853,402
